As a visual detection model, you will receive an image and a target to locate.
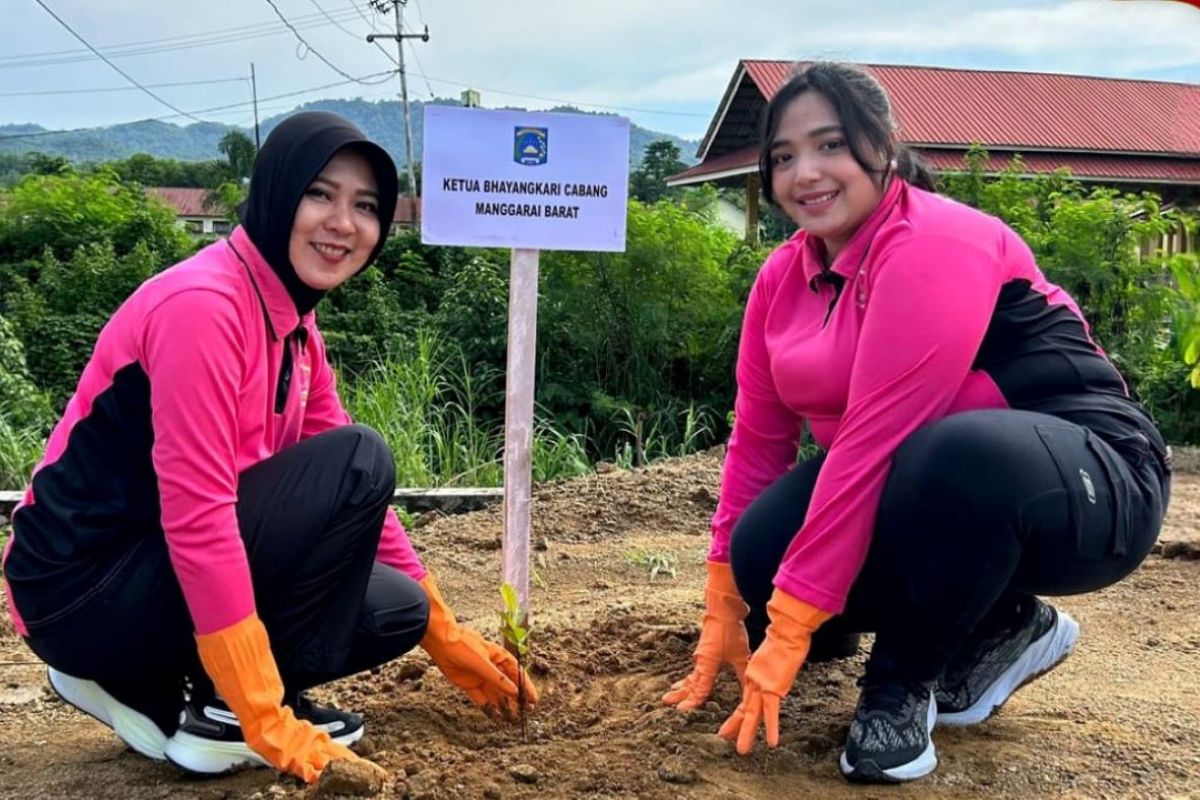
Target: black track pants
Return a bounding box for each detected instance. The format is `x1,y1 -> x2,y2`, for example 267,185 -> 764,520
728,409 -> 1170,683
20,425 -> 429,733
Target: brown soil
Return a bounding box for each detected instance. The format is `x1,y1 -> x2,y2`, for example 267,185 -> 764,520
2,449 -> 1199,800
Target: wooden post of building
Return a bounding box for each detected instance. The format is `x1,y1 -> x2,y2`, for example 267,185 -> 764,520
745,172 -> 760,246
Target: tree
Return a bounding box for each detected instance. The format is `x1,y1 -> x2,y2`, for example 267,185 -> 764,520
218,130 -> 257,181
629,140 -> 687,204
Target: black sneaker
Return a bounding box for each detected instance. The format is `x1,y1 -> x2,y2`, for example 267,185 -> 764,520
839,679 -> 938,783
47,668 -> 173,761
936,598 -> 1078,726
163,683 -> 364,775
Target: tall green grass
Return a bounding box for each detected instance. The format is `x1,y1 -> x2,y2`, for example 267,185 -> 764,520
340,331 -> 594,487
0,416 -> 45,490
1,331 -> 720,493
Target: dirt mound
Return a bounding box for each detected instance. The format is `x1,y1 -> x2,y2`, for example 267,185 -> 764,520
2,450 -> 1199,799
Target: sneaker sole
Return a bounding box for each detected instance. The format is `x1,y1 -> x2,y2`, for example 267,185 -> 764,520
938,610 -> 1079,726
163,722 -> 364,775
839,692 -> 938,783
47,668 -> 167,761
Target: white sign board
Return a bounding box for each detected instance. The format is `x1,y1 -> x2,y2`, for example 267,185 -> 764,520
421,106 -> 629,252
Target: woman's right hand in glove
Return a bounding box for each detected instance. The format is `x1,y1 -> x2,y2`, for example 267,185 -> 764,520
195,614 -> 366,783
662,560 -> 751,711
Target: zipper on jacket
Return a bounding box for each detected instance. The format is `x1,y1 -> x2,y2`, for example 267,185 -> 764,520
274,328 -> 310,414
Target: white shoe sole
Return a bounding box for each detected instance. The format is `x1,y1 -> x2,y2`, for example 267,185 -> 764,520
839,690 -> 938,782
938,610 -> 1079,726
47,668 -> 167,761
163,720 -> 364,775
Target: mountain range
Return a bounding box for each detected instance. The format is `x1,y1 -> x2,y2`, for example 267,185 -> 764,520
0,97 -> 701,168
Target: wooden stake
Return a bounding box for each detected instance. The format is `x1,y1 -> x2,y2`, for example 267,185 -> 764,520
502,247 -> 539,623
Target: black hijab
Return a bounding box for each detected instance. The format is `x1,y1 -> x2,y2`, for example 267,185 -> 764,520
238,111 -> 399,315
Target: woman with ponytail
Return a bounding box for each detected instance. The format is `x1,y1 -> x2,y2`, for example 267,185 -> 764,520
663,62 -> 1169,784
2,111 -> 536,783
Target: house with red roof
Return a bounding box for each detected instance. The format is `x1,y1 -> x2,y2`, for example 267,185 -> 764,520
145,187 -> 230,237
668,61 -> 1200,243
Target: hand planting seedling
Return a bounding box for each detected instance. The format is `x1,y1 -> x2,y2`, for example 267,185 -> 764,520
499,582 -> 531,739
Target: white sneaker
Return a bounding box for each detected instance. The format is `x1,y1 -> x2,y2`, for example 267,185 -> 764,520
47,668 -> 168,760
936,600 -> 1079,726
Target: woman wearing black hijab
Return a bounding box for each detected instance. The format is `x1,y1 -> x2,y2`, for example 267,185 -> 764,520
2,112 -> 536,783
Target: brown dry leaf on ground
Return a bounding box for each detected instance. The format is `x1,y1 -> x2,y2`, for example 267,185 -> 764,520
2,448 -> 1199,799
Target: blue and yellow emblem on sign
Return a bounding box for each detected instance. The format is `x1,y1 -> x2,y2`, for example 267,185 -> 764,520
513,126 -> 548,166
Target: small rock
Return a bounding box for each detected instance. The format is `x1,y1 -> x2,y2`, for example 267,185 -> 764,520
398,662 -> 428,681
534,536 -> 549,551
509,764 -> 539,784
690,734 -> 730,758
1161,540 -> 1200,560
406,769 -> 439,800
482,784 -> 503,800
595,461 -> 618,474
0,685 -> 44,706
656,755 -> 697,785
309,758 -> 387,798
703,701 -> 721,713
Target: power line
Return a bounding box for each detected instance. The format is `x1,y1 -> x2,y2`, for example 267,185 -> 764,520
0,77 -> 248,99
0,70 -> 397,141
402,22 -> 436,99
30,0 -> 208,123
306,0 -> 367,41
0,8 -> 362,70
345,0 -> 380,31
261,0 -> 381,85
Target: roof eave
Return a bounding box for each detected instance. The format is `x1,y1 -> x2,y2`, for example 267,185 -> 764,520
666,163 -> 757,188
697,61 -> 751,162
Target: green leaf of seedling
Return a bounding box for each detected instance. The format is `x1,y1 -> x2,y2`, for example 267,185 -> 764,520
501,582 -> 519,616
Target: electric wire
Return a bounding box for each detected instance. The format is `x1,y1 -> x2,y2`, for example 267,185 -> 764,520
260,0 -> 381,85
30,0 -> 208,123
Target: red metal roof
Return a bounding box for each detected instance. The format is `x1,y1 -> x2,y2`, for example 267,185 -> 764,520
668,146 -> 1200,186
145,187 -> 220,217
741,61 -> 1200,156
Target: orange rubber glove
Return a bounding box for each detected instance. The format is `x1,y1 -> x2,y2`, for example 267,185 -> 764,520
717,588 -> 832,755
419,575 -> 539,716
662,560 -> 751,711
195,614 -> 361,783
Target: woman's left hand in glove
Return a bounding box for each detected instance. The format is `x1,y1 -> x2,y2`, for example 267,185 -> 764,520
717,589 -> 832,754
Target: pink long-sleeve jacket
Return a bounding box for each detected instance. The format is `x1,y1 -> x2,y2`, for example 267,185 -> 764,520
710,178 -> 1150,613
3,226 -> 426,636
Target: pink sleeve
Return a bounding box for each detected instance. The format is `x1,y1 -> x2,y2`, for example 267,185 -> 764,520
709,262 -> 804,563
773,237 -> 1002,613
301,329 -> 427,582
142,291 -> 255,635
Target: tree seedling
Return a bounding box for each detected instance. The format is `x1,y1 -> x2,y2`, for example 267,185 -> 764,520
625,548 -> 678,581
499,582 -> 531,739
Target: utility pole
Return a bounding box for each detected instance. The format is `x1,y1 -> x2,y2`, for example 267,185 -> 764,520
367,1 -> 428,210
250,63 -> 261,150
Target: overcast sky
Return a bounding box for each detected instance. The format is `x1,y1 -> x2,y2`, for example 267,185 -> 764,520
2,0 -> 1198,142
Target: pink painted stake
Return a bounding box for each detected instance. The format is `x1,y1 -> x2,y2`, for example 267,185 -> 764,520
502,248 -> 540,621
